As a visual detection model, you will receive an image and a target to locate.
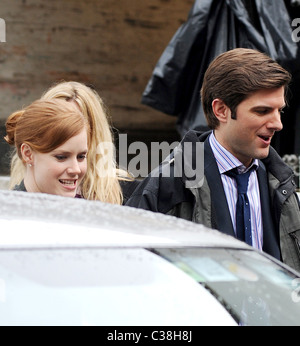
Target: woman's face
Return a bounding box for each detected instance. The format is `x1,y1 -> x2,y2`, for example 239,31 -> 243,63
24,130 -> 88,197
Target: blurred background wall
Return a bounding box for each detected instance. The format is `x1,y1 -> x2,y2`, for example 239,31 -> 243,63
0,0 -> 194,175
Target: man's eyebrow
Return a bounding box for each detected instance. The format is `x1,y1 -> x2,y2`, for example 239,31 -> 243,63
250,104 -> 286,110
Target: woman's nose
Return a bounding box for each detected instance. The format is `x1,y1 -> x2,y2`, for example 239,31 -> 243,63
67,159 -> 81,175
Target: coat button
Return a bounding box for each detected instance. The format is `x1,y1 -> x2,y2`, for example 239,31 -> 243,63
282,190 -> 288,195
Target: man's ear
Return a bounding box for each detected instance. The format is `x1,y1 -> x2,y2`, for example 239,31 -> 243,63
212,99 -> 231,124
21,143 -> 34,166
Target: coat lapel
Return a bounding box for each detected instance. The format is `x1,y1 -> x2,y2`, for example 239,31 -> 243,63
204,139 -> 236,237
257,162 -> 281,260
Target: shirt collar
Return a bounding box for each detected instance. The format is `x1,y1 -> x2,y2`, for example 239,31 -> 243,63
209,132 -> 259,175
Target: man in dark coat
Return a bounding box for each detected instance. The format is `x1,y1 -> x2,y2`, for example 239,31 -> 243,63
127,48 -> 300,272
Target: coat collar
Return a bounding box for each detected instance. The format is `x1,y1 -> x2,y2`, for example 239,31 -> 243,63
180,130 -> 295,186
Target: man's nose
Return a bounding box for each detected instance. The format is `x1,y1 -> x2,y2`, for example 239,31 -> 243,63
267,111 -> 283,132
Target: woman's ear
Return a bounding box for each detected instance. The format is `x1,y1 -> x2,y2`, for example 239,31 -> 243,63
21,143 -> 34,166
212,99 -> 231,124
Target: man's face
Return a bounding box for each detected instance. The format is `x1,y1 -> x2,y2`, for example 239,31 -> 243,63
215,87 -> 286,167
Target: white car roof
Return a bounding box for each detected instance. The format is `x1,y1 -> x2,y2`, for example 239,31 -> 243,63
0,190 -> 250,250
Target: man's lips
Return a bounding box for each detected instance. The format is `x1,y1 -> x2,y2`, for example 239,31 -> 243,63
258,134 -> 273,144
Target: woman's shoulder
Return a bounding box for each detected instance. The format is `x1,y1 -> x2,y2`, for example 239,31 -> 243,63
13,180 -> 27,192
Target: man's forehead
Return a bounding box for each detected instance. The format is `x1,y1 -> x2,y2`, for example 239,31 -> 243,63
243,87 -> 286,107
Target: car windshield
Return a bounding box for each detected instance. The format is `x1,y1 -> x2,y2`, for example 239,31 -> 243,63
154,248 -> 300,326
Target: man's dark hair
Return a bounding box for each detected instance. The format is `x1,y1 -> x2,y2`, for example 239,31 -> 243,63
201,48 -> 292,129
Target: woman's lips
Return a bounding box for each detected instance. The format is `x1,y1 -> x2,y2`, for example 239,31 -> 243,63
59,179 -> 77,190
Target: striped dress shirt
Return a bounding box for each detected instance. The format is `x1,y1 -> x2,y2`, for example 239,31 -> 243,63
209,132 -> 263,250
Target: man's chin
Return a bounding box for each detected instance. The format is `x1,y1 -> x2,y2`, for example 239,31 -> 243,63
255,147 -> 271,160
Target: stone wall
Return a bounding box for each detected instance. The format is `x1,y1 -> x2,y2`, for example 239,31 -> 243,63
0,0 -> 194,175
